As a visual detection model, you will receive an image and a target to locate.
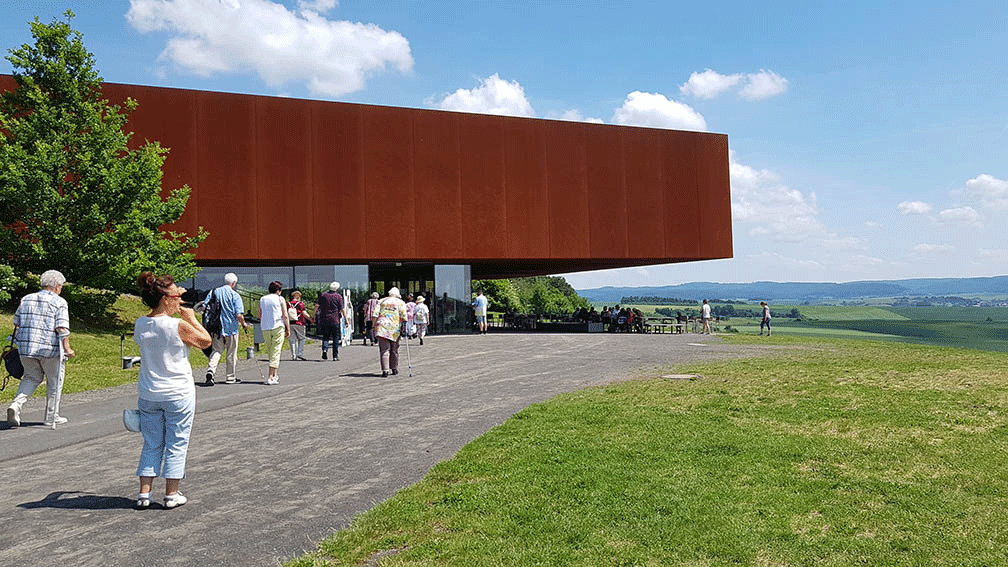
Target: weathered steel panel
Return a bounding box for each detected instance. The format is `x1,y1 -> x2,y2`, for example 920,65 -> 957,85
460,113 -> 507,259
310,101 -> 365,260
0,75 -> 733,276
545,121 -> 590,259
586,123 -> 628,259
413,109 -> 462,257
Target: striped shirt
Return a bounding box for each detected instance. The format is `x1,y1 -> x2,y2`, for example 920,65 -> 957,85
13,289 -> 69,359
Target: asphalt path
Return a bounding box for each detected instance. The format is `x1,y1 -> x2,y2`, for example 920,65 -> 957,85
0,332 -> 770,566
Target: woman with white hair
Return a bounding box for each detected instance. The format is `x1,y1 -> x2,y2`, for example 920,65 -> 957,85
374,287 -> 407,377
314,281 -> 344,360
7,269 -> 75,428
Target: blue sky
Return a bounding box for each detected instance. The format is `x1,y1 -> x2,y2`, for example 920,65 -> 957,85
2,1 -> 1006,289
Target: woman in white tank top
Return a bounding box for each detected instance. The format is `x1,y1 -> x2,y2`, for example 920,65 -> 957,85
133,273 -> 211,509
257,281 -> 290,385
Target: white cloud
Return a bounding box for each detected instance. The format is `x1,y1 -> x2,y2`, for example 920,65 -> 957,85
979,249 -> 1008,264
554,109 -> 605,124
436,73 -> 535,117
963,174 -> 1008,210
680,68 -> 788,100
823,236 -> 863,250
126,0 -> 412,97
864,221 -> 883,229
679,69 -> 742,99
298,0 -> 336,13
938,206 -> 981,226
728,152 -> 822,241
911,243 -> 954,254
739,69 -> 789,100
897,200 -> 932,215
611,91 -> 706,131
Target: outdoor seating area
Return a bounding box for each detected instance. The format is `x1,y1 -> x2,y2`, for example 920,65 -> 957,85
478,311 -> 725,334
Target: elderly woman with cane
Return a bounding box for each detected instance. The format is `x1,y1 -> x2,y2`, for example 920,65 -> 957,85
133,273 -> 211,509
374,287 -> 408,377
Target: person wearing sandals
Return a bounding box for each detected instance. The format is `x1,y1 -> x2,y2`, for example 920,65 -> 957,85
258,281 -> 291,384
133,273 -> 212,509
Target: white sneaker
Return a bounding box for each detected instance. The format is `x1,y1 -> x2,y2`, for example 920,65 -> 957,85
164,492 -> 187,509
266,376 -> 279,385
43,416 -> 68,427
136,492 -> 151,509
7,406 -> 20,427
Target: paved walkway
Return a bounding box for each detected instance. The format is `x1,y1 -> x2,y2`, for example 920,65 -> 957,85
0,332 -> 770,566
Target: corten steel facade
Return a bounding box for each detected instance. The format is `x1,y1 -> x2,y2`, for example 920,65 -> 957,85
2,75 -> 732,279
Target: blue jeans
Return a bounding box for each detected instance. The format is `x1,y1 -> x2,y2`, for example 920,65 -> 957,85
137,395 -> 195,479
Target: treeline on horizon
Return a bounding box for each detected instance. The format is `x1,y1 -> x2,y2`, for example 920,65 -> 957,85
620,296 -> 750,305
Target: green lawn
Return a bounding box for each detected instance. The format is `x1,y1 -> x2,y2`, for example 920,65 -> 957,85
290,336 -> 1008,566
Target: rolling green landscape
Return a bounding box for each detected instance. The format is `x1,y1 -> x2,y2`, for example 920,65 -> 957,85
614,302 -> 1008,352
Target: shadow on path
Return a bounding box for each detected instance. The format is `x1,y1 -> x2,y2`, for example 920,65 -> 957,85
19,491 -> 136,510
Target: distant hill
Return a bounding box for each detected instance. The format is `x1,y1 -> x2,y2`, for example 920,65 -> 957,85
577,276 -> 1008,305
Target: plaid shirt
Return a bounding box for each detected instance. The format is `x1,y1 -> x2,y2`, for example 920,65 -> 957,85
13,289 -> 70,359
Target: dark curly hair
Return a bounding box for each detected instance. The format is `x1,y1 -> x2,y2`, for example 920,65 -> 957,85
138,272 -> 176,309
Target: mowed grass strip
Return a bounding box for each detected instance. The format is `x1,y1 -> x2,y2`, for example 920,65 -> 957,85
291,338 -> 1008,566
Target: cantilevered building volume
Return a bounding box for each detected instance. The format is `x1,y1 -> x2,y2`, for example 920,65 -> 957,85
1,75 -> 732,333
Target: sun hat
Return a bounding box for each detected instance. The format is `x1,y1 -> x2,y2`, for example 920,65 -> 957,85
416,295 -> 424,302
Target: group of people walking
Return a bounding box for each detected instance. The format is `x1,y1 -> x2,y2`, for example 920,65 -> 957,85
4,270 -> 429,510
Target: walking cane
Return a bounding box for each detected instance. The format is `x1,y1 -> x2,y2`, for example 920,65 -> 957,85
402,322 -> 413,377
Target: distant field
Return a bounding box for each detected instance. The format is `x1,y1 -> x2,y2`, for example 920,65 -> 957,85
619,301 -> 1008,352
788,305 -> 908,321
887,305 -> 1008,321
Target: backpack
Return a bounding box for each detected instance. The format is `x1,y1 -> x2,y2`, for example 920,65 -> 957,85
202,289 -> 223,336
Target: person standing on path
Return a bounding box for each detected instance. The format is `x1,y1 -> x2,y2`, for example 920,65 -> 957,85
760,301 -> 772,336
405,293 -> 416,339
258,281 -> 290,384
6,270 -> 74,428
374,287 -> 407,377
473,290 -> 489,334
701,299 -> 712,335
363,291 -> 380,346
133,273 -> 211,509
413,295 -> 430,345
315,282 -> 344,360
287,290 -> 311,360
204,273 -> 249,386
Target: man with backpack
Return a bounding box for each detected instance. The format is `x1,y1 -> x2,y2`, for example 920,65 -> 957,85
203,273 -> 248,386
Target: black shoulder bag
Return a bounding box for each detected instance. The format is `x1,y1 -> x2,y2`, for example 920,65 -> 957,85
2,335 -> 24,391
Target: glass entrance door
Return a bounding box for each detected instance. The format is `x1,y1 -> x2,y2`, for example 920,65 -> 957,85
369,262 -> 436,331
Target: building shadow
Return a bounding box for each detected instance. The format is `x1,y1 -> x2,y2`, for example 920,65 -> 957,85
19,491 -> 135,510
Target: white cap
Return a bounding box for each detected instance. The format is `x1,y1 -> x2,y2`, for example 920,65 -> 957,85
329,281 -> 340,291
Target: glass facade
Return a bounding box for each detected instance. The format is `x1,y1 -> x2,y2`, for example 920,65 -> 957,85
434,264 -> 471,334
188,263 -> 470,335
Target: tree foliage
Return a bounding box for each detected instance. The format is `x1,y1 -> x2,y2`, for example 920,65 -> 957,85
473,276 -> 590,316
0,11 -> 206,292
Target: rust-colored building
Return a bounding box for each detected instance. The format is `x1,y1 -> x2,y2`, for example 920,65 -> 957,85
2,76 -> 732,332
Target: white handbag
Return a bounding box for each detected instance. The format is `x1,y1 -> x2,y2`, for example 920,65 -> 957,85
123,409 -> 141,432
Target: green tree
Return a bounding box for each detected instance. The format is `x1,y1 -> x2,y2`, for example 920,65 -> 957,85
472,279 -> 523,313
0,11 -> 206,291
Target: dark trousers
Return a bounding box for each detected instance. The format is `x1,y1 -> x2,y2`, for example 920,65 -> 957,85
320,324 -> 341,356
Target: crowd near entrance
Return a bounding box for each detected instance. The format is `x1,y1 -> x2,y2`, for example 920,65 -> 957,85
187,263 -> 472,338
